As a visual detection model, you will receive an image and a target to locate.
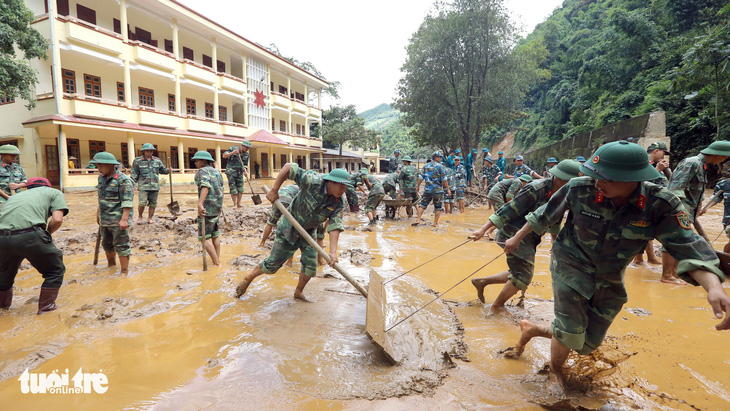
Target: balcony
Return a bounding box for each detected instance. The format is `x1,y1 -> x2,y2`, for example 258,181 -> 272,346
219,74 -> 246,95
270,93 -> 290,109
292,99 -> 308,114
66,95 -> 128,122
272,130 -> 294,145
134,44 -> 175,71
63,18 -> 122,55
221,122 -> 248,138
138,109 -> 181,129
186,116 -> 219,134
308,106 -> 322,118
183,60 -> 216,84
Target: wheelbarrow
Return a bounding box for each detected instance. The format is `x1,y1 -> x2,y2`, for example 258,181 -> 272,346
264,185 -> 401,363
383,198 -> 413,219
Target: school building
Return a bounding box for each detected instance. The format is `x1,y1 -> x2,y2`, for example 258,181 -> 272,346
1,0 -> 335,190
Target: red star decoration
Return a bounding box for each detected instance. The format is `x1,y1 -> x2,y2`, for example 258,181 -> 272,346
253,89 -> 266,109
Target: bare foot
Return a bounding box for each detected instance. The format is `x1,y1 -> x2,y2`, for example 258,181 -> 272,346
136,220 -> 145,225
120,269 -> 128,275
660,276 -> 686,285
490,304 -> 507,314
411,221 -> 420,226
508,319 -> 542,359
547,371 -> 566,397
212,261 -> 221,266
147,219 -> 154,224
235,278 -> 252,298
293,292 -> 313,302
257,242 -> 266,248
471,278 -> 487,303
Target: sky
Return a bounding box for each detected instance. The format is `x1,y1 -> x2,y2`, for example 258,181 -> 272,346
177,0 -> 564,113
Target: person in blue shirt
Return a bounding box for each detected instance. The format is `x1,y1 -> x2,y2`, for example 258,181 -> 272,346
496,151 -> 506,181
466,149 -> 476,187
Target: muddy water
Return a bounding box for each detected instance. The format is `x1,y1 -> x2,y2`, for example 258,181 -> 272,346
2,187 -> 730,409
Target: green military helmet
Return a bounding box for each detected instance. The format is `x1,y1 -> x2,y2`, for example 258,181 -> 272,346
323,168 -> 354,187
191,150 -> 215,162
700,141 -> 730,156
484,157 -> 493,164
90,151 -> 120,165
647,141 -> 671,155
433,150 -> 442,158
140,143 -> 156,151
518,174 -> 533,183
241,140 -> 252,148
360,167 -> 369,175
0,144 -> 22,155
580,140 -> 660,182
548,159 -> 582,181
401,155 -> 412,163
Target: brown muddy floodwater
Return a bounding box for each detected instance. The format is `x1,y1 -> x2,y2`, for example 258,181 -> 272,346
1,186 -> 729,410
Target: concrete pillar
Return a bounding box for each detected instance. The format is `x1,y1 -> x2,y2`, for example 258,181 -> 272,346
288,149 -> 293,165
120,0 -> 128,42
58,126 -> 69,190
268,146 -> 274,176
123,60 -> 132,107
172,18 -> 179,58
242,51 -> 248,127
306,153 -> 310,169
172,20 -> 181,114
215,142 -> 221,166
127,133 -> 135,166
319,152 -> 323,172
177,138 -> 185,175
212,38 -> 219,123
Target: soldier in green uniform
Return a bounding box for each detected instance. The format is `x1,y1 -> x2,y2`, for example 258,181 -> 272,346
501,141 -> 730,396
382,172 -> 398,198
487,175 -> 532,211
0,144 -> 28,210
193,151 -> 225,266
234,164 -> 351,302
0,178 -> 68,314
397,156 -> 418,217
634,142 -> 672,265
662,141 -> 730,283
482,157 -> 503,194
131,143 -> 169,224
361,168 -> 385,225
471,160 -> 581,312
415,151 -> 450,227
388,150 -> 402,173
260,184 -> 301,247
222,140 -> 251,209
453,156 -> 467,213
92,152 -> 134,275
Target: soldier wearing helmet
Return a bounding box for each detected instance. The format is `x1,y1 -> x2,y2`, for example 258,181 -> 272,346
0,144 -> 28,210
131,143 -> 169,224
501,141 -> 730,396
193,151 -> 224,266
414,151 -> 450,227
222,140 -> 252,209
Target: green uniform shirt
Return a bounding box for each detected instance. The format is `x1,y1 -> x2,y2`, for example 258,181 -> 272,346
278,163 -> 345,244
0,187 -> 68,230
487,178 -> 523,205
490,178 -> 556,238
398,164 -> 418,192
0,161 -> 27,203
97,172 -> 134,227
365,174 -> 385,195
667,153 -> 706,220
388,155 -> 401,173
195,165 -> 224,217
526,177 -> 724,300
225,146 -> 250,172
382,172 -> 398,189
131,155 -> 169,191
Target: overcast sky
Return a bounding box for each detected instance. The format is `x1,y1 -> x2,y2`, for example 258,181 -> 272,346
177,0 -> 564,113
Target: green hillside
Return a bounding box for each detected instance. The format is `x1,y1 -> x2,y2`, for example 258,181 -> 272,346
359,104 -> 431,158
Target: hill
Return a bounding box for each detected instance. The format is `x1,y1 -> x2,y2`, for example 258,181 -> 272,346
359,104 -> 431,158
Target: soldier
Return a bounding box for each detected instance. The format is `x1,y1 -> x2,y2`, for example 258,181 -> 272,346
663,141 -> 730,283
92,152 -> 134,275
454,156 -> 467,213
193,151 -> 224,266
465,148 -> 476,187
222,140 -> 251,209
361,168 -> 385,225
234,165 -> 352,302
345,169 -> 364,212
446,149 -> 456,170
634,142 -> 672,265
131,143 -> 170,224
496,150 -> 506,181
575,156 -> 586,164
260,185 -> 300,247
543,157 -> 558,177
699,178 -> 730,253
487,175 -> 532,211
398,156 -> 419,217
443,167 -> 455,214
0,177 -> 68,314
388,150 -> 402,173
506,155 -> 542,180
482,157 -> 503,193
415,151 -> 450,227
382,171 -> 399,199
0,144 -> 28,210
500,141 -> 730,396
471,160 -> 581,312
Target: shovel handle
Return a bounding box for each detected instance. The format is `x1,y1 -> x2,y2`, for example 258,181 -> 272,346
167,158 -> 174,202
201,215 -> 208,271
263,185 -> 368,298
93,226 -> 101,265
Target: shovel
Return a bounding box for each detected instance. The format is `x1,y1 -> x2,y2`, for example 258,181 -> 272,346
238,152 -> 262,205
93,225 -> 101,265
263,185 -> 398,363
201,215 -> 208,271
167,159 -> 180,215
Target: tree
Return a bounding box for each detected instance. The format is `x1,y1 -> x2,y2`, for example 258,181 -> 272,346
395,0 -> 547,154
321,105 -> 380,162
0,0 -> 48,109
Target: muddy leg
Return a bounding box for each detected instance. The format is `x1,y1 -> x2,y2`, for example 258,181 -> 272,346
236,194 -> 244,209
293,273 -> 313,302
235,266 -> 265,298
206,237 -> 221,266
433,210 -> 441,227
230,194 -> 238,208
137,206 -> 146,224
414,206 -> 426,225
459,199 -> 465,213
286,255 -> 295,267
633,253 -> 644,264
492,281 -> 521,313
645,240 -> 660,265
119,256 -> 129,275
660,251 -> 683,284
511,319 -> 552,358
260,224 -> 274,247
105,251 -> 117,267
147,206 -> 156,224
725,238 -> 730,254
548,337 -> 571,397
317,238 -> 325,266
471,271 -> 509,303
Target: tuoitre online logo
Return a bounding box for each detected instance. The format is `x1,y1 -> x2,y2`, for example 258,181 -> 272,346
18,368 -> 108,394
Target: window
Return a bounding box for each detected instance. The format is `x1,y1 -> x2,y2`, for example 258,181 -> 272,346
207,149 -> 216,160
279,120 -> 286,132
89,140 -> 106,158
219,106 -> 227,122
204,102 -> 214,119
62,69 -> 75,94
186,98 -> 196,116
295,92 -> 305,101
217,60 -> 225,73
270,81 -> 274,91
57,0 -> 69,16
135,27 -> 152,45
117,82 -> 124,102
164,39 -> 173,53
76,4 -> 96,25
187,147 -> 197,168
281,154 -> 287,168
84,74 -> 101,98
296,124 -> 301,135
182,47 -> 194,61
121,142 -> 128,167
170,146 -> 179,169
271,118 -> 275,130
202,55 -> 212,68
168,94 -> 175,112
113,18 -> 121,34
0,93 -> 14,105
139,87 -> 154,108
278,85 -> 287,95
